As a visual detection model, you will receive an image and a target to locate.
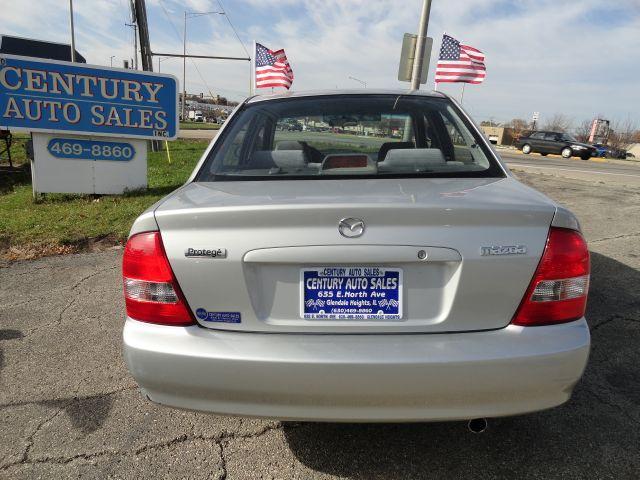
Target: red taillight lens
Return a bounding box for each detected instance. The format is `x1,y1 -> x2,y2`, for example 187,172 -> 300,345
123,231 -> 195,326
512,227 -> 590,326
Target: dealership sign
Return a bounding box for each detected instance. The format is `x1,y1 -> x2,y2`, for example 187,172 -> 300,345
0,54 -> 178,139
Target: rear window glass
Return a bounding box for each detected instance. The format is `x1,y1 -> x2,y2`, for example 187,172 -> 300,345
196,95 -> 504,181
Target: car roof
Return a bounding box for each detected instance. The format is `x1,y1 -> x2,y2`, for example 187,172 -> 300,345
246,89 -> 447,104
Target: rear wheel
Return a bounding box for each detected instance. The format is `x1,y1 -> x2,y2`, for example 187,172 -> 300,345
581,154 -> 591,160
561,147 -> 572,159
540,153 -> 548,156
522,144 -> 532,154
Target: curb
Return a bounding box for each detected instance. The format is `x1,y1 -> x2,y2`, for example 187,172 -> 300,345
505,149 -> 609,164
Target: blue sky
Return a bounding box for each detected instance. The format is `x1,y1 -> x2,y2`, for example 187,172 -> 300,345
3,0 -> 639,128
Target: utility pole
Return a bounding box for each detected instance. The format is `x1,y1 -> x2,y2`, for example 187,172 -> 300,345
110,55 -> 115,67
131,0 -> 159,150
68,0 -> 76,62
133,0 -> 154,72
410,0 -> 432,90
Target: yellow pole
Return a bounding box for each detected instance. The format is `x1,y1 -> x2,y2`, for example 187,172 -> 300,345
165,140 -> 172,164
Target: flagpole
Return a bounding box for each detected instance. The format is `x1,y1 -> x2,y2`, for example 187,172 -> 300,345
460,83 -> 465,103
250,40 -> 256,96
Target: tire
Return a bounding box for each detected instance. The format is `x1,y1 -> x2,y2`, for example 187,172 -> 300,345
561,147 -> 572,159
540,153 -> 548,156
581,154 -> 591,161
522,144 -> 532,154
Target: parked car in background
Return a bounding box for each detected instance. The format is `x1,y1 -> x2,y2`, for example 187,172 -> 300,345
123,91 -> 590,424
278,119 -> 303,131
592,143 -> 627,159
516,131 -> 596,160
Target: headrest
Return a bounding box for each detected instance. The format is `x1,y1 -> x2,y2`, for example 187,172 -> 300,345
275,141 -> 305,151
249,150 -> 308,169
378,141 -> 414,162
380,148 -> 445,169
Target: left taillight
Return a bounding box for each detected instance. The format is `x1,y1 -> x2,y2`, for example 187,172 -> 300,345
122,231 -> 195,326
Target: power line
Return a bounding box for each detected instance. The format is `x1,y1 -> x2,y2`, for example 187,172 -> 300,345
216,0 -> 250,58
156,0 -> 249,101
157,0 -> 216,99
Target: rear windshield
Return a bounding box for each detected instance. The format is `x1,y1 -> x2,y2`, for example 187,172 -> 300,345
196,95 -> 504,181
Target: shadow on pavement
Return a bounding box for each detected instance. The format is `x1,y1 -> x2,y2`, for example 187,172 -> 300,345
283,252 -> 640,479
0,329 -> 24,373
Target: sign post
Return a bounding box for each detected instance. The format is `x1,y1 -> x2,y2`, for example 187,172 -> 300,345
532,111 -> 540,130
0,54 -> 178,195
398,33 -> 433,84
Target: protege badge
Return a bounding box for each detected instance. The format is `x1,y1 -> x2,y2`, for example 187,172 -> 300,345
480,245 -> 527,256
184,248 -> 227,258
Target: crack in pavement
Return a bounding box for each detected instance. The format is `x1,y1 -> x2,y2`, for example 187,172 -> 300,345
590,314 -> 639,333
0,399 -> 74,471
0,385 -> 137,410
583,388 -> 639,424
1,265 -> 119,309
20,265 -> 119,336
591,231 -> 640,244
0,421 -> 286,471
217,440 -> 228,480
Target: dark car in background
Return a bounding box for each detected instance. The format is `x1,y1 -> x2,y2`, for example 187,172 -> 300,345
516,131 -> 596,160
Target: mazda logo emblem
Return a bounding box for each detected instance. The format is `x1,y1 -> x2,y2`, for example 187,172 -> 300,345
338,218 -> 365,238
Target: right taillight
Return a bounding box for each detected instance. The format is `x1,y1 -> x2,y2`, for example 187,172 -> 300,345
512,227 -> 590,326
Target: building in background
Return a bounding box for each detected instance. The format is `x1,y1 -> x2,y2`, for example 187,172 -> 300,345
480,126 -> 516,146
0,35 -> 86,62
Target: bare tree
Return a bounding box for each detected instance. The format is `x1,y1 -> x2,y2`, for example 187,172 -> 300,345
609,117 -> 639,149
574,119 -> 593,143
505,118 -> 529,138
542,113 -> 572,133
480,119 -> 502,127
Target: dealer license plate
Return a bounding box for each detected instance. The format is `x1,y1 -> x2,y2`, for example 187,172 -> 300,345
301,267 -> 402,320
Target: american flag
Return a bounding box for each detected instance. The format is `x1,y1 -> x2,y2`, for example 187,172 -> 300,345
435,34 -> 486,84
255,42 -> 294,89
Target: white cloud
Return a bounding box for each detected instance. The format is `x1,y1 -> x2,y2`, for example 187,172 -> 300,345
2,0 -> 638,125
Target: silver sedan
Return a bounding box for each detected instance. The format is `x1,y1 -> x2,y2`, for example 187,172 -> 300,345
122,90 -> 590,424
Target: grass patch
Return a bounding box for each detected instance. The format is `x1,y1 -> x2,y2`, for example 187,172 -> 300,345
179,122 -> 221,130
0,132 -> 31,167
0,139 -> 209,259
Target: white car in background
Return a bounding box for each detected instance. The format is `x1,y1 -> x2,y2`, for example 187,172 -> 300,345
122,91 -> 590,427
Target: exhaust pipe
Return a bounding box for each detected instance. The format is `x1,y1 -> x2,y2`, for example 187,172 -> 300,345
467,418 -> 488,434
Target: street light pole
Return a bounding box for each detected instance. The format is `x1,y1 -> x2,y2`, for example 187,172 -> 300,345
410,0 -> 432,90
181,11 -> 224,121
158,56 -> 170,73
110,55 -> 115,67
182,11 -> 187,121
125,23 -> 139,70
68,0 -> 76,62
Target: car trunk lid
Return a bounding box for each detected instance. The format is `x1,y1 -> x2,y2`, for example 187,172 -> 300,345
155,177 -> 555,333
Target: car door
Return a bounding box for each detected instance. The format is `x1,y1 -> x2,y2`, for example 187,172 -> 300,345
541,133 -> 560,154
528,132 -> 546,152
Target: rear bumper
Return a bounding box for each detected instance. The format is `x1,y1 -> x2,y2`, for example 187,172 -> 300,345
123,318 -> 590,422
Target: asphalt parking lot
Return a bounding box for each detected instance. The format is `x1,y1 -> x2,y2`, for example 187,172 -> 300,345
1,171 -> 639,479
